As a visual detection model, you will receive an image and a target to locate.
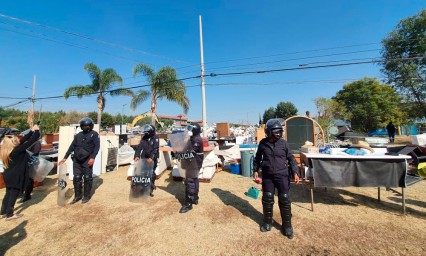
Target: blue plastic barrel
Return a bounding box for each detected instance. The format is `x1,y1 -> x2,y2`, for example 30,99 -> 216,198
241,150 -> 254,177
230,163 -> 241,175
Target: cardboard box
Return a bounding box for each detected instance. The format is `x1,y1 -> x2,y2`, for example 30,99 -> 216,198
256,128 -> 265,143
216,123 -> 230,138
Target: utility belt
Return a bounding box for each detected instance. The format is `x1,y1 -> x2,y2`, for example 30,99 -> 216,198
73,147 -> 91,162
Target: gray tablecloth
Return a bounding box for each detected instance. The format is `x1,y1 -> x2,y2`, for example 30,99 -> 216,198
311,158 -> 407,188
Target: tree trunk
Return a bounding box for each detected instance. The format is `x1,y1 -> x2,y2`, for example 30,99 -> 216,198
97,94 -> 103,128
150,92 -> 156,126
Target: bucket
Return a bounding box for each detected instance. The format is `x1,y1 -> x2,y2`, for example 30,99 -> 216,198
230,163 -> 241,175
241,150 -> 254,177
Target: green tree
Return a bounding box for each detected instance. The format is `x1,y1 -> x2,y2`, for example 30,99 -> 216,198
314,97 -> 346,128
40,111 -> 64,134
262,107 -> 275,124
60,110 -> 86,125
6,117 -> 29,131
159,118 -> 174,131
333,78 -> 406,133
381,9 -> 426,118
64,63 -> 132,126
131,63 -> 190,125
275,101 -> 298,120
101,112 -> 115,128
87,111 -> 116,129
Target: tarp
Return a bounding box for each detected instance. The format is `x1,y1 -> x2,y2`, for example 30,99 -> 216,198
311,158 -> 406,188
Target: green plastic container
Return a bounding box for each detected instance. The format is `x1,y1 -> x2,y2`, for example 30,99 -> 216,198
241,150 -> 254,177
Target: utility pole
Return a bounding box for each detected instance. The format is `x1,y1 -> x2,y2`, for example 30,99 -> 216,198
121,104 -> 126,126
31,74 -> 36,126
121,104 -> 127,134
199,15 -> 207,137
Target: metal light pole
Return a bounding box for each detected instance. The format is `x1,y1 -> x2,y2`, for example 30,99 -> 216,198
121,104 -> 127,134
121,104 -> 127,126
199,15 -> 207,137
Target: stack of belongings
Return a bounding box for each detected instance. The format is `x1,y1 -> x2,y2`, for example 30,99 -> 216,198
300,141 -> 319,153
344,140 -> 374,156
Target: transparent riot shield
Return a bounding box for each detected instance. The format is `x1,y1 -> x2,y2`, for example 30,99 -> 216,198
169,131 -> 200,179
29,156 -> 54,182
129,158 -> 154,202
57,163 -> 68,206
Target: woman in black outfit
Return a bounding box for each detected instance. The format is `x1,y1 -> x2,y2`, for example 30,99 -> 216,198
0,124 -> 40,221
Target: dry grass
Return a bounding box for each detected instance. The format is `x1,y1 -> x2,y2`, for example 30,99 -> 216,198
1,166 -> 425,256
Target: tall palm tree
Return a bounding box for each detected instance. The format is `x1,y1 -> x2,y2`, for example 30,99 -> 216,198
131,63 -> 190,125
64,63 -> 132,126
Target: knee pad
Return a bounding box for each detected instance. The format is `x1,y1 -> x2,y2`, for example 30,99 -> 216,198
73,175 -> 83,182
83,174 -> 93,182
278,193 -> 290,204
262,192 -> 274,203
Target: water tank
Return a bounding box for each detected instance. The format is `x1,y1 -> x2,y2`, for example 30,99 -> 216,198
241,150 -> 255,177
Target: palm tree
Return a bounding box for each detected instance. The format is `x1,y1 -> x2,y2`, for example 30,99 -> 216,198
64,63 -> 133,126
131,63 -> 190,125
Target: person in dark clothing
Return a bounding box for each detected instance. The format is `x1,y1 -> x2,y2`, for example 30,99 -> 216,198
21,139 -> 42,202
253,119 -> 300,239
59,117 -> 100,204
134,124 -> 159,197
179,123 -> 204,213
386,121 -> 396,143
1,124 -> 40,220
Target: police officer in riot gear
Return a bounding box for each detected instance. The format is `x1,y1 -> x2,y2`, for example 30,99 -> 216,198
59,117 -> 100,204
253,118 -> 300,239
134,124 -> 159,197
179,122 -> 204,213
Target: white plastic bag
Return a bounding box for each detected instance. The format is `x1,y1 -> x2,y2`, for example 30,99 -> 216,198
127,160 -> 135,176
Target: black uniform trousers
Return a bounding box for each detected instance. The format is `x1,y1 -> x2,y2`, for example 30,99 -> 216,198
262,172 -> 290,195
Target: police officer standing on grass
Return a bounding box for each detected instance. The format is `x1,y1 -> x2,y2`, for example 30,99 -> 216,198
59,118 -> 100,204
253,119 -> 300,239
179,123 -> 204,213
134,124 -> 159,197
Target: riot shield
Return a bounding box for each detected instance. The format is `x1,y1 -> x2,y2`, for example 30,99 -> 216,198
29,156 -> 54,182
57,163 -> 68,206
129,158 -> 154,202
169,131 -> 200,179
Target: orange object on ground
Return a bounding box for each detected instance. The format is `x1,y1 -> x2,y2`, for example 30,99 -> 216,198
0,173 -> 5,189
34,181 -> 43,188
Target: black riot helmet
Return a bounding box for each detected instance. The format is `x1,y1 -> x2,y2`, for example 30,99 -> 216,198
79,117 -> 94,132
187,122 -> 201,136
142,124 -> 155,138
265,119 -> 283,139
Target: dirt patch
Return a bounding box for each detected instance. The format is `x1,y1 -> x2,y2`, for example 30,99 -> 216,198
1,167 -> 425,255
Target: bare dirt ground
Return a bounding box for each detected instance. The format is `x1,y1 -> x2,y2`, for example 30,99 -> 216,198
1,163 -> 426,256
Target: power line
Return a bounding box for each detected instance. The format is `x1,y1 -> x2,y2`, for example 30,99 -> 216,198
0,13 -> 193,65
205,55 -> 425,78
2,55 -> 424,103
1,99 -> 31,108
0,22 -> 146,63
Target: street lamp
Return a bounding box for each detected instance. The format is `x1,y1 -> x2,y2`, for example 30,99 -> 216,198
121,104 -> 127,126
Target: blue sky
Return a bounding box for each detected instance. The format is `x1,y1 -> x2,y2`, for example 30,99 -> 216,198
0,1 -> 425,125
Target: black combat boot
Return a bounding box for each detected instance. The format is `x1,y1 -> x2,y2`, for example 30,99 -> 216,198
179,192 -> 194,213
260,192 -> 274,232
70,179 -> 83,204
193,195 -> 199,205
150,183 -> 156,197
82,177 -> 93,204
278,193 -> 293,239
